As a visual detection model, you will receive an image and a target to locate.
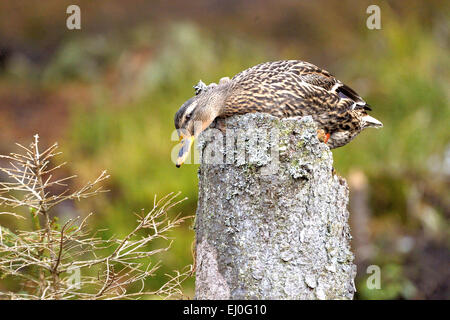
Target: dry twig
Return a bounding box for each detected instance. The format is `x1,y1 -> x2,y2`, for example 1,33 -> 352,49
0,135 -> 192,299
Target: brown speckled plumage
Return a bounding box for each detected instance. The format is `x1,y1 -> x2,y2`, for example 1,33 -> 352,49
174,60 -> 382,164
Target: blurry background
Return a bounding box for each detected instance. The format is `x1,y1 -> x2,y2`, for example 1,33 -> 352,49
0,0 -> 448,299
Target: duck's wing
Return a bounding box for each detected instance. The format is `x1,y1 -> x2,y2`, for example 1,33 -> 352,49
223,60 -> 370,118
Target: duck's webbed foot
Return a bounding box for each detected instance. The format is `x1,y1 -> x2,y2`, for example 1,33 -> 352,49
194,80 -> 208,95
317,129 -> 330,144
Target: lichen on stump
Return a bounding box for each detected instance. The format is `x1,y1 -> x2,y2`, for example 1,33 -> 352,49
194,113 -> 356,300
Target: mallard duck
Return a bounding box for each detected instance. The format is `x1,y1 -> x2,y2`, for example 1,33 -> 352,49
174,60 -> 382,167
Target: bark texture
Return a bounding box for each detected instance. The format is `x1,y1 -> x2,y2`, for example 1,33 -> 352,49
194,113 -> 356,300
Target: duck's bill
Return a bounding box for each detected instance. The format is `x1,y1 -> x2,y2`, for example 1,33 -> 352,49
176,137 -> 194,168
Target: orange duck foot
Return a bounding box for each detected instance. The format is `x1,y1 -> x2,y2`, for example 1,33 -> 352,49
317,129 -> 330,144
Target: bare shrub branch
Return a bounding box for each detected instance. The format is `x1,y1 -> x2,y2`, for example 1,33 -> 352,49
0,135 -> 192,300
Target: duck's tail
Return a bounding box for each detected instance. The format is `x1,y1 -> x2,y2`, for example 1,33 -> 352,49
362,114 -> 383,128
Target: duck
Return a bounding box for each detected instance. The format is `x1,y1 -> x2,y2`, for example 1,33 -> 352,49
174,60 -> 382,167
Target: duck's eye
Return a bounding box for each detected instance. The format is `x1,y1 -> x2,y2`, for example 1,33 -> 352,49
185,114 -> 191,121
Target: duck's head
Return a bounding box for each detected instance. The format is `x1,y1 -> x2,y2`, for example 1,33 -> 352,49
174,83 -> 229,167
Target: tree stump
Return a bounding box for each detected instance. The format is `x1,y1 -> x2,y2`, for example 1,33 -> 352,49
194,113 -> 356,300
